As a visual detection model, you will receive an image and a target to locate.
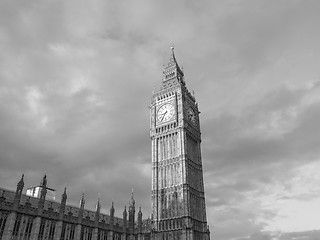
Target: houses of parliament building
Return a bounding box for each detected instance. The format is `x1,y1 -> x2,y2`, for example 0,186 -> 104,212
0,48 -> 211,240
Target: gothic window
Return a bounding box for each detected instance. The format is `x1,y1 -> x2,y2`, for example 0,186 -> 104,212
48,221 -> 55,240
12,214 -> 22,239
80,227 -> 85,240
0,211 -> 8,238
37,219 -> 45,240
25,218 -> 33,240
60,223 -> 66,239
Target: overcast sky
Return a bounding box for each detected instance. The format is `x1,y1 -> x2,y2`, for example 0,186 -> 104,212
1,0 -> 320,239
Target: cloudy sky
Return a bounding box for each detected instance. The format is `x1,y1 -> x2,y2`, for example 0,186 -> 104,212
1,0 -> 320,239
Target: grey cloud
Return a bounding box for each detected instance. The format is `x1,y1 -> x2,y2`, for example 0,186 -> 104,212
1,1 -> 320,240
216,0 -> 320,74
235,230 -> 320,240
202,83 -> 320,239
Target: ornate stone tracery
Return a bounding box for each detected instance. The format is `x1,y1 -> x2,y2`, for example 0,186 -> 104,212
150,48 -> 210,240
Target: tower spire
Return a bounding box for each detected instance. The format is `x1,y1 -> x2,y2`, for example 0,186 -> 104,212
95,196 -> 101,226
130,188 -> 135,207
128,190 -> 136,234
38,174 -> 47,215
78,193 -> 85,223
110,202 -> 115,227
162,45 -> 184,87
59,187 -> 67,219
80,193 -> 85,209
96,196 -> 101,212
13,174 -> 24,210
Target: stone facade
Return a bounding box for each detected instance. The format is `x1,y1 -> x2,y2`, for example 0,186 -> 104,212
0,175 -> 151,240
150,47 -> 210,240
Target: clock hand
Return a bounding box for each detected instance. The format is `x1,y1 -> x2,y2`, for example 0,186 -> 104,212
160,111 -> 167,121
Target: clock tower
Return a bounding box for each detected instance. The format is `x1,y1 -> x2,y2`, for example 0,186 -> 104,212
150,47 -> 210,240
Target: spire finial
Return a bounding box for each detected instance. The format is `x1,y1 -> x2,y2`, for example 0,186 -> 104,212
62,187 -> 67,200
97,194 -> 101,207
96,195 -> 101,211
18,173 -> 24,186
80,192 -> 85,208
41,174 -> 47,186
130,188 -> 135,205
171,43 -> 174,53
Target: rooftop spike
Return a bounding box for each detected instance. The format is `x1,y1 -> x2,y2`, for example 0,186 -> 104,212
130,188 -> 135,207
110,201 -> 115,215
80,193 -> 85,208
41,174 -> 47,187
17,173 -> 24,188
96,196 -> 101,211
61,187 -> 67,205
123,206 -> 127,217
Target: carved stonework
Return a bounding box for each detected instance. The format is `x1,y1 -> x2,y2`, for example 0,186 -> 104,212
150,48 -> 210,239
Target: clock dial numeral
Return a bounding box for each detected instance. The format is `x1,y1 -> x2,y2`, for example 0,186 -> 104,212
157,104 -> 175,123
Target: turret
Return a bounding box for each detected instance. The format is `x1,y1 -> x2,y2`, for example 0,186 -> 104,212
110,202 -> 115,227
13,174 -> 24,210
128,190 -> 135,233
95,197 -> 101,226
38,174 -> 47,215
138,207 -> 143,233
78,193 -> 85,223
123,206 -> 127,232
59,187 -> 67,220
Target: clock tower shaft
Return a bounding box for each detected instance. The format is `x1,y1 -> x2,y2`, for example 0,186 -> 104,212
150,48 -> 210,240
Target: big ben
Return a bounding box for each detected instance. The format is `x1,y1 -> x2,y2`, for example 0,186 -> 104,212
150,47 -> 210,240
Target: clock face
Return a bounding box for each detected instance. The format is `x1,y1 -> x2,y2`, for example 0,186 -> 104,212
187,107 -> 196,125
157,103 -> 175,123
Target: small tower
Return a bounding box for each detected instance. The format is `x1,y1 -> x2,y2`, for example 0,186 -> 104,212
13,174 -> 24,210
78,193 -> 85,223
38,174 -> 47,215
138,207 -> 143,233
59,187 -> 67,220
95,197 -> 101,226
123,206 -> 127,232
110,202 -> 115,227
128,190 -> 135,233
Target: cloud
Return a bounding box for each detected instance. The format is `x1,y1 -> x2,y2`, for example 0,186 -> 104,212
1,1 -> 320,239
203,81 -> 320,239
